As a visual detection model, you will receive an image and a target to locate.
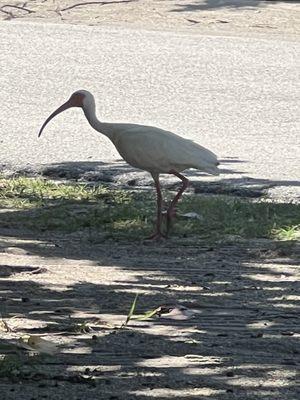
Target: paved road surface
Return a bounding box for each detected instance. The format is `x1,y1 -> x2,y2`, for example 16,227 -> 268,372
0,21 -> 299,198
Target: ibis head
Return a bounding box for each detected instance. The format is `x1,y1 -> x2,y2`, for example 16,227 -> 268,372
38,90 -> 91,137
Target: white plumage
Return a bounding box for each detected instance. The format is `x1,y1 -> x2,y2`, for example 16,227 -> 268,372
110,124 -> 219,175
39,90 -> 219,239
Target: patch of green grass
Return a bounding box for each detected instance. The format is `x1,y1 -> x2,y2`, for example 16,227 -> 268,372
179,196 -> 300,240
0,177 -> 299,241
273,224 -> 300,241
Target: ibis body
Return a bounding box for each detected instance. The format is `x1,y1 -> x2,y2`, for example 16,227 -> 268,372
39,90 -> 219,238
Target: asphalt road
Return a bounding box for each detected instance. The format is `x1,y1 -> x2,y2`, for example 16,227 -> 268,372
0,21 -> 299,199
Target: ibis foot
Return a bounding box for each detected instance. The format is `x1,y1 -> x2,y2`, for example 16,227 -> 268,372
144,231 -> 167,241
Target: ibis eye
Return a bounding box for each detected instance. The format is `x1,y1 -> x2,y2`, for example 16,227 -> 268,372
70,93 -> 85,107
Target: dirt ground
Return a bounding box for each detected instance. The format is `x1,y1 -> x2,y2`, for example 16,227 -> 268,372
0,1 -> 299,399
0,0 -> 299,38
0,229 -> 299,399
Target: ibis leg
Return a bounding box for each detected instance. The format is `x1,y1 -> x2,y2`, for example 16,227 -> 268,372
145,174 -> 166,240
166,169 -> 189,235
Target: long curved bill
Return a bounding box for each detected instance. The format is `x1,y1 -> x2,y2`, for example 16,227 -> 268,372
38,100 -> 72,137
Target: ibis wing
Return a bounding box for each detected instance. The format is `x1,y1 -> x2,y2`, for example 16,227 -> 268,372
112,124 -> 219,174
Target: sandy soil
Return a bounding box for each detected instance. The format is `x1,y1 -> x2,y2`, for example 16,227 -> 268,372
0,230 -> 299,399
0,0 -> 299,38
0,1 -> 299,399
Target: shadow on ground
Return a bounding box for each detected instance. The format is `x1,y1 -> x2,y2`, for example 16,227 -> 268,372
170,0 -> 297,13
4,158 -> 299,200
0,164 -> 299,399
0,231 -> 299,399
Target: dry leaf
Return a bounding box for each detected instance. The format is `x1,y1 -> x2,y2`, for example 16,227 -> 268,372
180,212 -> 203,220
18,336 -> 59,355
157,305 -> 197,320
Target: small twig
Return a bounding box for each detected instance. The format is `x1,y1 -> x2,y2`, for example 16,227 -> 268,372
21,267 -> 47,275
186,18 -> 200,25
0,315 -> 13,332
53,0 -> 62,17
61,0 -> 135,12
1,4 -> 35,14
0,8 -> 13,17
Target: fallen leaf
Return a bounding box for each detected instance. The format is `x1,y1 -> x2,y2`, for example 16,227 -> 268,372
18,335 -> 59,355
180,212 -> 203,220
130,303 -> 198,322
157,305 -> 197,320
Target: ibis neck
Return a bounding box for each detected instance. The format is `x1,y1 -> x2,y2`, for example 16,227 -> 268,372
82,104 -> 115,140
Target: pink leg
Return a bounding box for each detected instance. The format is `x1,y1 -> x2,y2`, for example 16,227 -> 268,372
166,169 -> 189,235
145,174 -> 166,240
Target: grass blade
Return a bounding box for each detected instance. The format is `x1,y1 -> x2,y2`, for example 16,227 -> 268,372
122,294 -> 139,327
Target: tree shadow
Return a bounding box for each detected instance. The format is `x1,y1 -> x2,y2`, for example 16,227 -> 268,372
0,165 -> 299,398
7,159 -> 299,200
0,233 -> 299,398
170,0 -> 297,13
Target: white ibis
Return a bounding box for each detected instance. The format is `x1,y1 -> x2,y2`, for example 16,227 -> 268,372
38,90 -> 219,239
